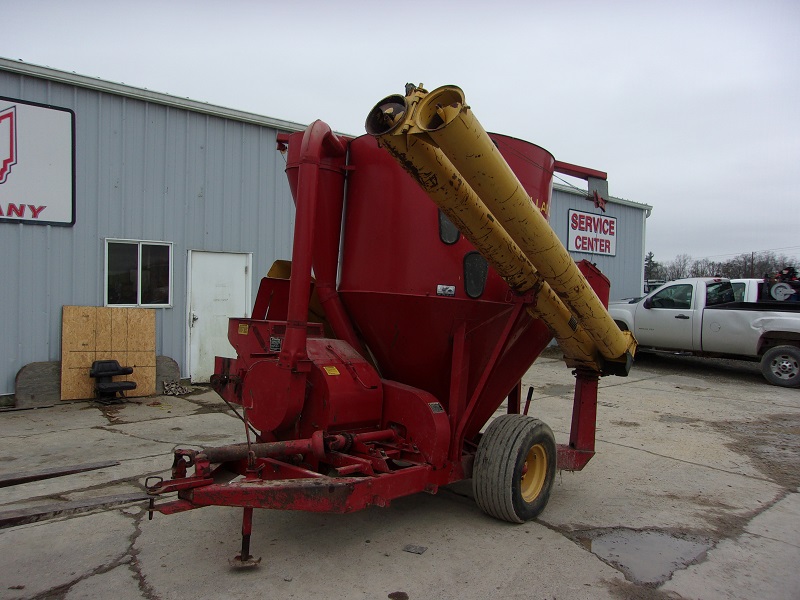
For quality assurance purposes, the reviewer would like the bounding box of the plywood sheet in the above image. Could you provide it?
[61,306,96,354]
[62,351,96,369]
[128,351,156,368]
[61,367,95,400]
[128,310,155,352]
[129,366,156,396]
[111,308,128,351]
[60,306,156,401]
[95,308,112,351]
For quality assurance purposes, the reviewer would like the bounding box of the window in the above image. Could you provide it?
[106,240,172,306]
[731,282,745,302]
[438,210,460,245]
[649,284,693,309]
[706,281,735,306]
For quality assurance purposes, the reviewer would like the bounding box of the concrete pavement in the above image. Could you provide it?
[0,351,798,599]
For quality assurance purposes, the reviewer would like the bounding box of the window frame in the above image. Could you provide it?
[648,283,694,310]
[104,238,174,308]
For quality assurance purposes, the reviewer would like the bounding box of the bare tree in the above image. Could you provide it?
[666,253,692,280]
[690,258,718,277]
[656,250,797,281]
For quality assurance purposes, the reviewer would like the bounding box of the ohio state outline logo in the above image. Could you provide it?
[0,105,17,184]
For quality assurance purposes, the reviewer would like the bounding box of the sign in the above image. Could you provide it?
[567,209,616,256]
[0,97,75,225]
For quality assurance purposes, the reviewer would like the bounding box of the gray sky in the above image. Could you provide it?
[2,0,798,265]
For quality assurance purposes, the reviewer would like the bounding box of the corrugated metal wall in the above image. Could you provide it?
[0,63,651,397]
[0,69,297,394]
[550,185,648,301]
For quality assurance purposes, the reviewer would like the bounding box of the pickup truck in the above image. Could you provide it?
[609,278,800,387]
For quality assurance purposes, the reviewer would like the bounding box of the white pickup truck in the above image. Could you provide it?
[609,277,800,387]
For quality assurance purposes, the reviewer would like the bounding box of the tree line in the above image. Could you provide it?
[644,250,798,282]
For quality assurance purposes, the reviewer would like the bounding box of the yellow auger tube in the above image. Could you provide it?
[414,86,635,363]
[366,93,601,369]
[377,133,601,369]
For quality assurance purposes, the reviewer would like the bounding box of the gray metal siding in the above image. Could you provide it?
[550,186,646,301]
[0,61,651,396]
[0,69,296,395]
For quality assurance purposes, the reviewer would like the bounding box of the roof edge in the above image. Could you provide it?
[0,56,308,132]
[552,182,652,212]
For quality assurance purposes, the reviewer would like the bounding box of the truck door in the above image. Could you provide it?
[633,283,696,350]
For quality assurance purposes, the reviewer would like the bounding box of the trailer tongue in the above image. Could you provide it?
[147,84,636,566]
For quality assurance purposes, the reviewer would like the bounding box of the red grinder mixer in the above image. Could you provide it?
[146,84,637,566]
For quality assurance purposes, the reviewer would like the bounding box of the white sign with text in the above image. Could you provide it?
[567,209,617,256]
[0,98,75,225]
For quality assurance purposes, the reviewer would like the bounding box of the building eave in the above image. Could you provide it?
[553,182,652,214]
[0,56,308,133]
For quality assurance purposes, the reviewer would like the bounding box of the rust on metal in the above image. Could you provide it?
[0,460,120,488]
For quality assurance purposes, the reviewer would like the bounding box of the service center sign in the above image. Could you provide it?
[567,209,617,256]
[0,97,75,225]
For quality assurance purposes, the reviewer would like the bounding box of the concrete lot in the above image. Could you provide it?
[0,351,798,600]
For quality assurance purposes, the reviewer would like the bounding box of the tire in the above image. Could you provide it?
[473,415,557,523]
[760,345,800,388]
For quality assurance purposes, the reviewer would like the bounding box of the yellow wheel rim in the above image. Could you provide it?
[521,443,547,503]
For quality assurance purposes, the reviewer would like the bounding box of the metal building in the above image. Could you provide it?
[0,58,651,397]
[550,184,651,300]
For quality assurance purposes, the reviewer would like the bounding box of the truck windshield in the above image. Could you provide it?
[706,281,735,306]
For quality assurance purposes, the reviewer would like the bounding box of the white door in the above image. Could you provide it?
[188,251,252,383]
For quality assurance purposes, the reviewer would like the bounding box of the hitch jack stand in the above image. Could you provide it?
[230,506,261,568]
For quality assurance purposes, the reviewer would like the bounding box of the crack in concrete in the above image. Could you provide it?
[585,437,777,484]
[92,423,237,448]
[20,507,160,600]
[128,509,162,600]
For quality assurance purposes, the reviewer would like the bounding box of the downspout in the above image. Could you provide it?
[278,120,348,370]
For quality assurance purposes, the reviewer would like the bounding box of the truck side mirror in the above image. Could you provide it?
[643,297,652,309]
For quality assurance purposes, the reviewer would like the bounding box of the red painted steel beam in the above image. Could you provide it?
[558,370,599,471]
[552,160,607,182]
[180,466,436,513]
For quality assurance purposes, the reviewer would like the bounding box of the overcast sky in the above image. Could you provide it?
[2,1,798,265]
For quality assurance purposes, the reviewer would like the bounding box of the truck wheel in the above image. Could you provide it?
[473,415,556,523]
[760,345,800,388]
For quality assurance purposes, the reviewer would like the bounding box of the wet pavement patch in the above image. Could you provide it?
[537,383,574,396]
[711,412,800,489]
[572,528,712,585]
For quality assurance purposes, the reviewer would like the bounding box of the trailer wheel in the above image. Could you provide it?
[760,345,800,388]
[473,415,556,523]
